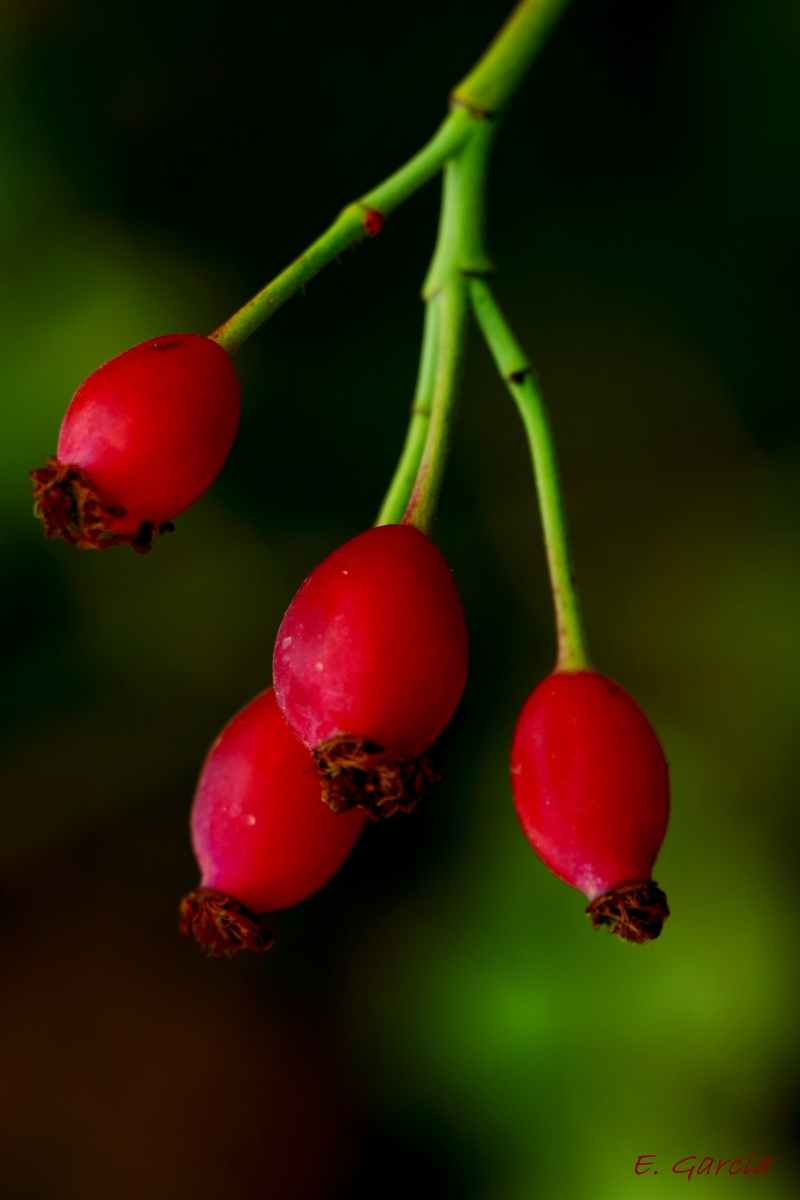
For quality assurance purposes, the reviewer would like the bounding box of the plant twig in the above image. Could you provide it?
[401,120,496,534]
[401,277,469,534]
[469,278,589,671]
[210,110,474,355]
[452,0,571,116]
[375,298,441,527]
[210,0,571,357]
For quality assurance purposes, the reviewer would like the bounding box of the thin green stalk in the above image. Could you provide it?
[401,120,496,533]
[402,278,469,534]
[209,0,571,356]
[375,297,441,526]
[469,278,589,672]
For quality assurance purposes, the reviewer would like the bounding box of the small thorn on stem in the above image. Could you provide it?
[586,879,669,944]
[313,735,440,820]
[179,887,273,956]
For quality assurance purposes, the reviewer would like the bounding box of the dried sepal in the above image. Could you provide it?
[31,457,174,553]
[179,887,273,957]
[313,734,441,820]
[586,879,669,944]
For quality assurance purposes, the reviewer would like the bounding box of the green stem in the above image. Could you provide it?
[452,0,571,115]
[209,0,571,356]
[210,109,474,355]
[375,298,441,526]
[401,120,496,534]
[469,278,589,672]
[401,278,469,534]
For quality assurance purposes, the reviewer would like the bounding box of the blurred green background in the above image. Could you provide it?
[0,0,797,1194]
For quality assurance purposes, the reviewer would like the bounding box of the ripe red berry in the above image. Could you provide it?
[273,523,468,818]
[181,688,366,956]
[511,670,670,943]
[31,333,240,552]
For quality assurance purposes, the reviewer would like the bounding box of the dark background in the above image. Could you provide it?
[0,0,797,1195]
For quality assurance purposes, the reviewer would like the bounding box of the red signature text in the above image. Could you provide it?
[635,1153,771,1179]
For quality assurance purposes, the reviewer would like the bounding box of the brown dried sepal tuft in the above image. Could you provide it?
[312,735,441,820]
[586,879,669,944]
[30,456,174,553]
[179,887,273,957]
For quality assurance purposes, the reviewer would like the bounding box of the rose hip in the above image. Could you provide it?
[31,333,240,552]
[181,688,366,956]
[511,670,670,943]
[273,523,468,818]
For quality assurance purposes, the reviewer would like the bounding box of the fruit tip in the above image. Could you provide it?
[179,887,273,956]
[586,879,669,944]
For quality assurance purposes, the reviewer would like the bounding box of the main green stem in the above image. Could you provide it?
[469,280,589,672]
[209,0,570,356]
[451,0,570,114]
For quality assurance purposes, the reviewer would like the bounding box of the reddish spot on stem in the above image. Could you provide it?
[363,209,384,237]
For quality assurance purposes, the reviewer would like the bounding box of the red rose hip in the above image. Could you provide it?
[511,670,670,943]
[273,523,468,818]
[181,688,366,956]
[31,333,240,552]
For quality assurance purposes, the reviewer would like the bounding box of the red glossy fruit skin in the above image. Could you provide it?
[191,689,366,914]
[273,524,468,756]
[57,333,240,532]
[511,671,669,900]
